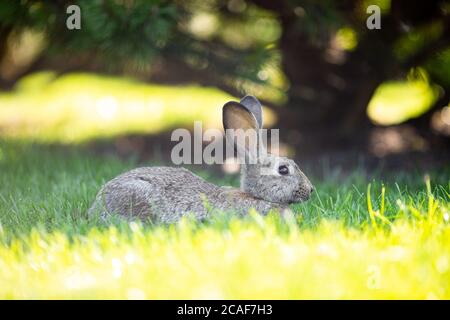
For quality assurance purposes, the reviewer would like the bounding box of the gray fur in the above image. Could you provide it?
[89,96,313,223]
[240,95,263,128]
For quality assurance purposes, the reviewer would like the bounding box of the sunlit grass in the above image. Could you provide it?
[0,72,279,143]
[367,80,438,125]
[0,212,449,299]
[0,72,447,298]
[1,71,439,146]
[0,141,449,299]
[0,72,238,143]
[0,197,449,299]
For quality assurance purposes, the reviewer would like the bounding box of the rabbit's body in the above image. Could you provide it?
[89,96,313,223]
[89,166,281,223]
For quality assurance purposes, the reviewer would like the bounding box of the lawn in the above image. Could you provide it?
[0,71,436,142]
[0,141,449,299]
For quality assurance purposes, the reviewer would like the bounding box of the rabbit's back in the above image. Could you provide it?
[89,167,222,222]
[89,95,312,223]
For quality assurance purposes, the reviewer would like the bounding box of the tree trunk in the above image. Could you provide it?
[276,22,393,149]
[0,25,13,88]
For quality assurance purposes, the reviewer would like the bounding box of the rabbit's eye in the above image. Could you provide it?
[278,165,289,175]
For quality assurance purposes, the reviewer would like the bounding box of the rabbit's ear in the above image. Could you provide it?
[240,95,263,128]
[223,101,261,163]
[223,101,258,132]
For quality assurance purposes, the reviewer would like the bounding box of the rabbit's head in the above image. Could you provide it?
[223,96,314,204]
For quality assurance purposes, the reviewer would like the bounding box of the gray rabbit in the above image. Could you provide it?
[88,96,313,223]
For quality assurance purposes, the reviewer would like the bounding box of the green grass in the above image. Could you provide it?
[0,72,275,143]
[0,71,438,143]
[0,141,449,299]
[367,79,438,125]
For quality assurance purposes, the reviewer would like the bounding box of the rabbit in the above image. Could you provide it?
[88,95,314,223]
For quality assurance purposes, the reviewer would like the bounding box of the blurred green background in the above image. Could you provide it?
[0,0,449,299]
[0,0,449,169]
